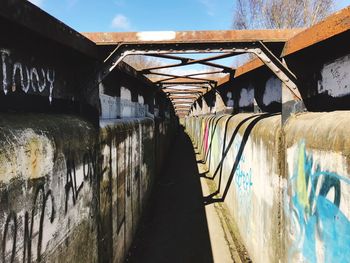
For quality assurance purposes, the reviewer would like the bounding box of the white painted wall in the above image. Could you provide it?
[318,54,350,98]
[263,76,282,106]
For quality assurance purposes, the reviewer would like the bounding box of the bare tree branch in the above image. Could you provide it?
[232,0,334,29]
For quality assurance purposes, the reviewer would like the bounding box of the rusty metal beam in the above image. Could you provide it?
[176,108,190,110]
[174,109,191,112]
[282,6,350,57]
[161,81,212,85]
[170,96,199,100]
[174,105,191,108]
[87,31,301,101]
[83,29,302,44]
[172,100,195,104]
[164,89,205,93]
[147,71,224,83]
[144,53,233,72]
[255,41,301,99]
[167,93,202,97]
[142,53,237,73]
[162,84,210,89]
[156,76,216,84]
[173,104,193,107]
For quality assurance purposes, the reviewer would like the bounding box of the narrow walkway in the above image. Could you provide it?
[126,130,243,263]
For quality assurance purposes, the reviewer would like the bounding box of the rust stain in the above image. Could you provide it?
[282,6,350,56]
[234,58,264,78]
[26,138,42,179]
[215,58,264,87]
[82,29,302,45]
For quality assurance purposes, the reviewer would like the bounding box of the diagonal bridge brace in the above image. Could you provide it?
[92,40,302,102]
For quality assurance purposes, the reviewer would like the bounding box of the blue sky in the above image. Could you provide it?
[27,0,350,73]
[28,0,233,32]
[29,0,350,33]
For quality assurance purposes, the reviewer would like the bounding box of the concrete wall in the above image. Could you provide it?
[0,6,179,262]
[185,13,350,262]
[185,111,350,263]
[0,114,175,263]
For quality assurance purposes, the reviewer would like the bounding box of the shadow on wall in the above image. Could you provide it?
[199,115,227,169]
[126,129,214,263]
[201,113,278,205]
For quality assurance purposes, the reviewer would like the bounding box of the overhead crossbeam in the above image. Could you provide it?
[162,83,211,89]
[174,103,192,106]
[156,76,216,84]
[170,96,199,100]
[164,89,205,93]
[146,71,224,84]
[144,53,233,72]
[141,53,238,73]
[103,45,298,99]
[90,31,303,111]
[172,100,195,104]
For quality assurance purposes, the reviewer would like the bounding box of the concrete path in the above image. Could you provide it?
[126,130,245,263]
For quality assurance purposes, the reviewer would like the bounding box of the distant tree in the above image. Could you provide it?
[123,55,161,71]
[232,0,334,29]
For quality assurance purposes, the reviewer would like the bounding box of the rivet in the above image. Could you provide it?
[275,69,280,73]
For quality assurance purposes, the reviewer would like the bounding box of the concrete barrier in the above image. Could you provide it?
[0,114,175,263]
[185,111,350,263]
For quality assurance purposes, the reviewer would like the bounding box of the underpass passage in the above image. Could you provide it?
[2,2,350,263]
[126,129,246,263]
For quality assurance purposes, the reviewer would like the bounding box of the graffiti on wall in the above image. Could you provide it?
[2,185,55,263]
[288,142,350,263]
[233,138,252,193]
[203,121,209,154]
[1,148,97,263]
[1,49,55,102]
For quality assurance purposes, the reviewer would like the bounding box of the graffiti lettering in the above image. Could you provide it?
[0,49,55,102]
[233,140,252,192]
[65,149,97,214]
[2,185,55,263]
[2,211,17,263]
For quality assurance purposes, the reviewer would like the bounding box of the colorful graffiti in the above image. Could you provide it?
[288,142,350,263]
[234,139,252,193]
[203,121,209,154]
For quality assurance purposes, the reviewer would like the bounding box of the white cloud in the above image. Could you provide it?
[28,0,44,7]
[199,0,216,16]
[111,14,131,30]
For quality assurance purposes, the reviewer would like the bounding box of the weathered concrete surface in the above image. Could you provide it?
[186,113,282,263]
[0,113,98,263]
[0,114,176,263]
[284,111,350,263]
[126,130,247,263]
[185,110,350,263]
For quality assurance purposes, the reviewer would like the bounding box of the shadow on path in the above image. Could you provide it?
[126,129,214,263]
